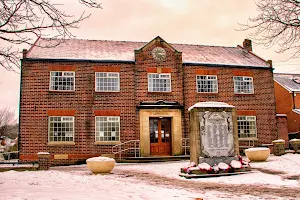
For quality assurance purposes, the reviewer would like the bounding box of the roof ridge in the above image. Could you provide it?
[39,37,238,48]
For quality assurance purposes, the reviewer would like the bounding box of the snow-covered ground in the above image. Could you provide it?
[116,153,300,188]
[1,154,300,200]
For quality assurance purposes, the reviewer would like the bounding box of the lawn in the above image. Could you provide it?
[1,154,300,200]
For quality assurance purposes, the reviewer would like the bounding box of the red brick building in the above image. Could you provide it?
[19,36,278,165]
[274,73,300,142]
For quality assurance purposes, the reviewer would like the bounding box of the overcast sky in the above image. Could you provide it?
[1,0,300,116]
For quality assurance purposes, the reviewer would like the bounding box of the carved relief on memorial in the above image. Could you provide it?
[199,111,234,157]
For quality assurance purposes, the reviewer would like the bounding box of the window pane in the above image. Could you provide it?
[95,72,120,92]
[197,75,218,93]
[95,116,120,141]
[148,73,171,92]
[237,116,257,138]
[50,71,75,91]
[48,116,74,142]
[233,76,254,94]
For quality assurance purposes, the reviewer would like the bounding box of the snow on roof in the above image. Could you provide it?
[276,114,287,117]
[293,109,300,115]
[188,102,235,111]
[274,73,300,92]
[272,139,285,143]
[26,38,269,67]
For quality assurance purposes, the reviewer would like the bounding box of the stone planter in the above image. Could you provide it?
[272,139,285,156]
[289,139,300,152]
[245,147,270,162]
[86,157,115,174]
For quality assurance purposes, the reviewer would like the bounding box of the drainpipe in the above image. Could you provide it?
[292,91,296,109]
[18,49,26,161]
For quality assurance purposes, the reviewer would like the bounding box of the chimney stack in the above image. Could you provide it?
[267,60,273,67]
[243,39,252,52]
[22,49,28,59]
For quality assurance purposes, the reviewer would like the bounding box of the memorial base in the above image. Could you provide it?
[180,165,251,178]
[179,170,253,179]
[199,156,239,166]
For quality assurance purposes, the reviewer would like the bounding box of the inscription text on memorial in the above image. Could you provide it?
[200,111,234,157]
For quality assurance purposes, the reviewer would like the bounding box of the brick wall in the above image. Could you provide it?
[134,39,185,143]
[274,81,300,132]
[20,61,136,164]
[276,115,289,148]
[183,66,277,146]
[20,38,278,165]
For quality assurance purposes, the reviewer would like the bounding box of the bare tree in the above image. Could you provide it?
[0,0,102,72]
[0,107,17,137]
[240,0,300,58]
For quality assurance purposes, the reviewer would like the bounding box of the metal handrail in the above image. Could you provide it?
[239,140,255,148]
[112,140,140,160]
[180,138,190,155]
[0,151,19,161]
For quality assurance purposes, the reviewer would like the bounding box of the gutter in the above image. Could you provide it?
[23,58,270,69]
[183,62,270,69]
[23,58,135,64]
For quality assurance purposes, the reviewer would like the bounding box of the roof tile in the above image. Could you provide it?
[274,73,300,91]
[26,38,269,67]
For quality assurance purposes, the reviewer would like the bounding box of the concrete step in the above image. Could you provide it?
[116,155,190,163]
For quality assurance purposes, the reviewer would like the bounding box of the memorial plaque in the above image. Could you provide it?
[199,111,234,157]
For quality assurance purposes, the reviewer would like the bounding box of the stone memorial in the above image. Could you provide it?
[180,102,251,177]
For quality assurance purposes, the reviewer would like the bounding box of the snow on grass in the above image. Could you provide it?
[1,170,206,200]
[0,153,299,200]
[116,154,300,188]
[249,153,300,177]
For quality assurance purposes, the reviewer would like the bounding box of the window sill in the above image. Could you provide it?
[94,141,121,145]
[94,91,120,94]
[148,92,172,94]
[234,93,254,95]
[47,142,75,146]
[49,90,75,93]
[238,138,258,141]
[197,92,218,95]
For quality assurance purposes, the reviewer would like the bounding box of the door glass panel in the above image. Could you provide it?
[150,118,158,143]
[161,118,171,143]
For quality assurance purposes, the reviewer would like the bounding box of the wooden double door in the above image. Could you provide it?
[149,118,172,156]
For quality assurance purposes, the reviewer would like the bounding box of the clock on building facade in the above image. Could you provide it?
[152,47,166,62]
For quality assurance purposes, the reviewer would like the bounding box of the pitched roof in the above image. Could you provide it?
[274,73,300,92]
[26,37,269,67]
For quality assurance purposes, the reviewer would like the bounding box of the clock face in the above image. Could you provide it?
[152,47,166,62]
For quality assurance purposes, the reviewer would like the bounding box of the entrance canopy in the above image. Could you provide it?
[137,100,183,109]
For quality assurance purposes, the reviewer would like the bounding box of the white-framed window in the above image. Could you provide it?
[95,72,120,92]
[233,76,254,94]
[50,71,75,91]
[148,73,171,92]
[48,116,74,142]
[196,75,218,93]
[237,116,257,139]
[95,116,120,141]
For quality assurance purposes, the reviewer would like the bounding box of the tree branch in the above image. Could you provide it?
[239,0,300,59]
[0,0,102,71]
